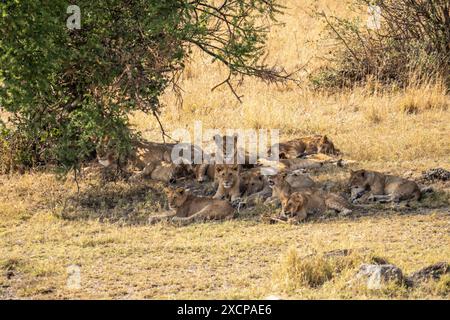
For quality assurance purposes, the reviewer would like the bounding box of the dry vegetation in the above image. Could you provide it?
[1,0,449,299]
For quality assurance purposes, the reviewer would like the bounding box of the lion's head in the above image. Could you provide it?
[241,171,265,195]
[215,164,239,189]
[317,135,340,156]
[96,136,116,167]
[349,169,370,200]
[165,187,189,210]
[267,171,288,188]
[281,192,306,218]
[191,163,210,183]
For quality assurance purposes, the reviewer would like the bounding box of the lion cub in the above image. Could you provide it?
[97,138,174,169]
[240,168,267,196]
[281,191,352,223]
[269,135,340,159]
[148,187,234,225]
[267,170,317,201]
[190,162,216,183]
[213,164,241,201]
[97,138,178,181]
[349,169,421,203]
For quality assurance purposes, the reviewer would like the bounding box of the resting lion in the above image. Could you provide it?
[97,138,174,168]
[190,162,216,183]
[148,187,234,225]
[281,191,352,223]
[97,138,202,182]
[240,168,267,196]
[147,161,190,183]
[213,164,241,201]
[267,170,317,202]
[269,135,341,159]
[349,169,421,203]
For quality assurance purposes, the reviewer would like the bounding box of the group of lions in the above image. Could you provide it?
[97,134,424,226]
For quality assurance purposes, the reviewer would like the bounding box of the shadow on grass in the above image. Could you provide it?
[55,166,449,226]
[57,180,168,225]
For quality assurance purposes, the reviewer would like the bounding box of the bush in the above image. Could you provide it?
[312,0,450,88]
[0,1,288,173]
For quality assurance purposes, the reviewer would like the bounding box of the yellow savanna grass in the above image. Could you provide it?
[128,0,449,168]
[1,0,449,300]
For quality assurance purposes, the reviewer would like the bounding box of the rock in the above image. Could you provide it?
[355,264,404,289]
[408,262,449,284]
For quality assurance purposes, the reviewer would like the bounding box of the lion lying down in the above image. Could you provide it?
[268,135,341,159]
[349,169,421,203]
[268,170,352,223]
[148,187,235,226]
[280,191,352,223]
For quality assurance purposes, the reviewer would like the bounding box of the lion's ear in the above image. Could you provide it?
[176,188,185,194]
[322,135,328,142]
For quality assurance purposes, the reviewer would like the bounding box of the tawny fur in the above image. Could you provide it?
[148,187,234,226]
[349,169,421,203]
[281,190,352,223]
[213,164,241,201]
[268,135,340,159]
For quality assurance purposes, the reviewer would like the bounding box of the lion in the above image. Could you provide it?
[148,187,234,226]
[190,161,216,183]
[281,190,352,223]
[349,169,421,203]
[148,161,190,183]
[267,170,317,202]
[97,137,202,182]
[97,138,174,169]
[213,164,241,201]
[240,168,267,196]
[191,163,215,183]
[269,135,341,159]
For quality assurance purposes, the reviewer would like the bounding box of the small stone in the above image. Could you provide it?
[355,264,403,290]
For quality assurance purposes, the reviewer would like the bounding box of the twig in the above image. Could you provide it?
[152,110,177,144]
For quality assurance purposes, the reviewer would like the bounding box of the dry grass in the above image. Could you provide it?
[126,1,449,165]
[397,80,449,115]
[0,168,449,299]
[1,0,449,299]
[272,245,450,299]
